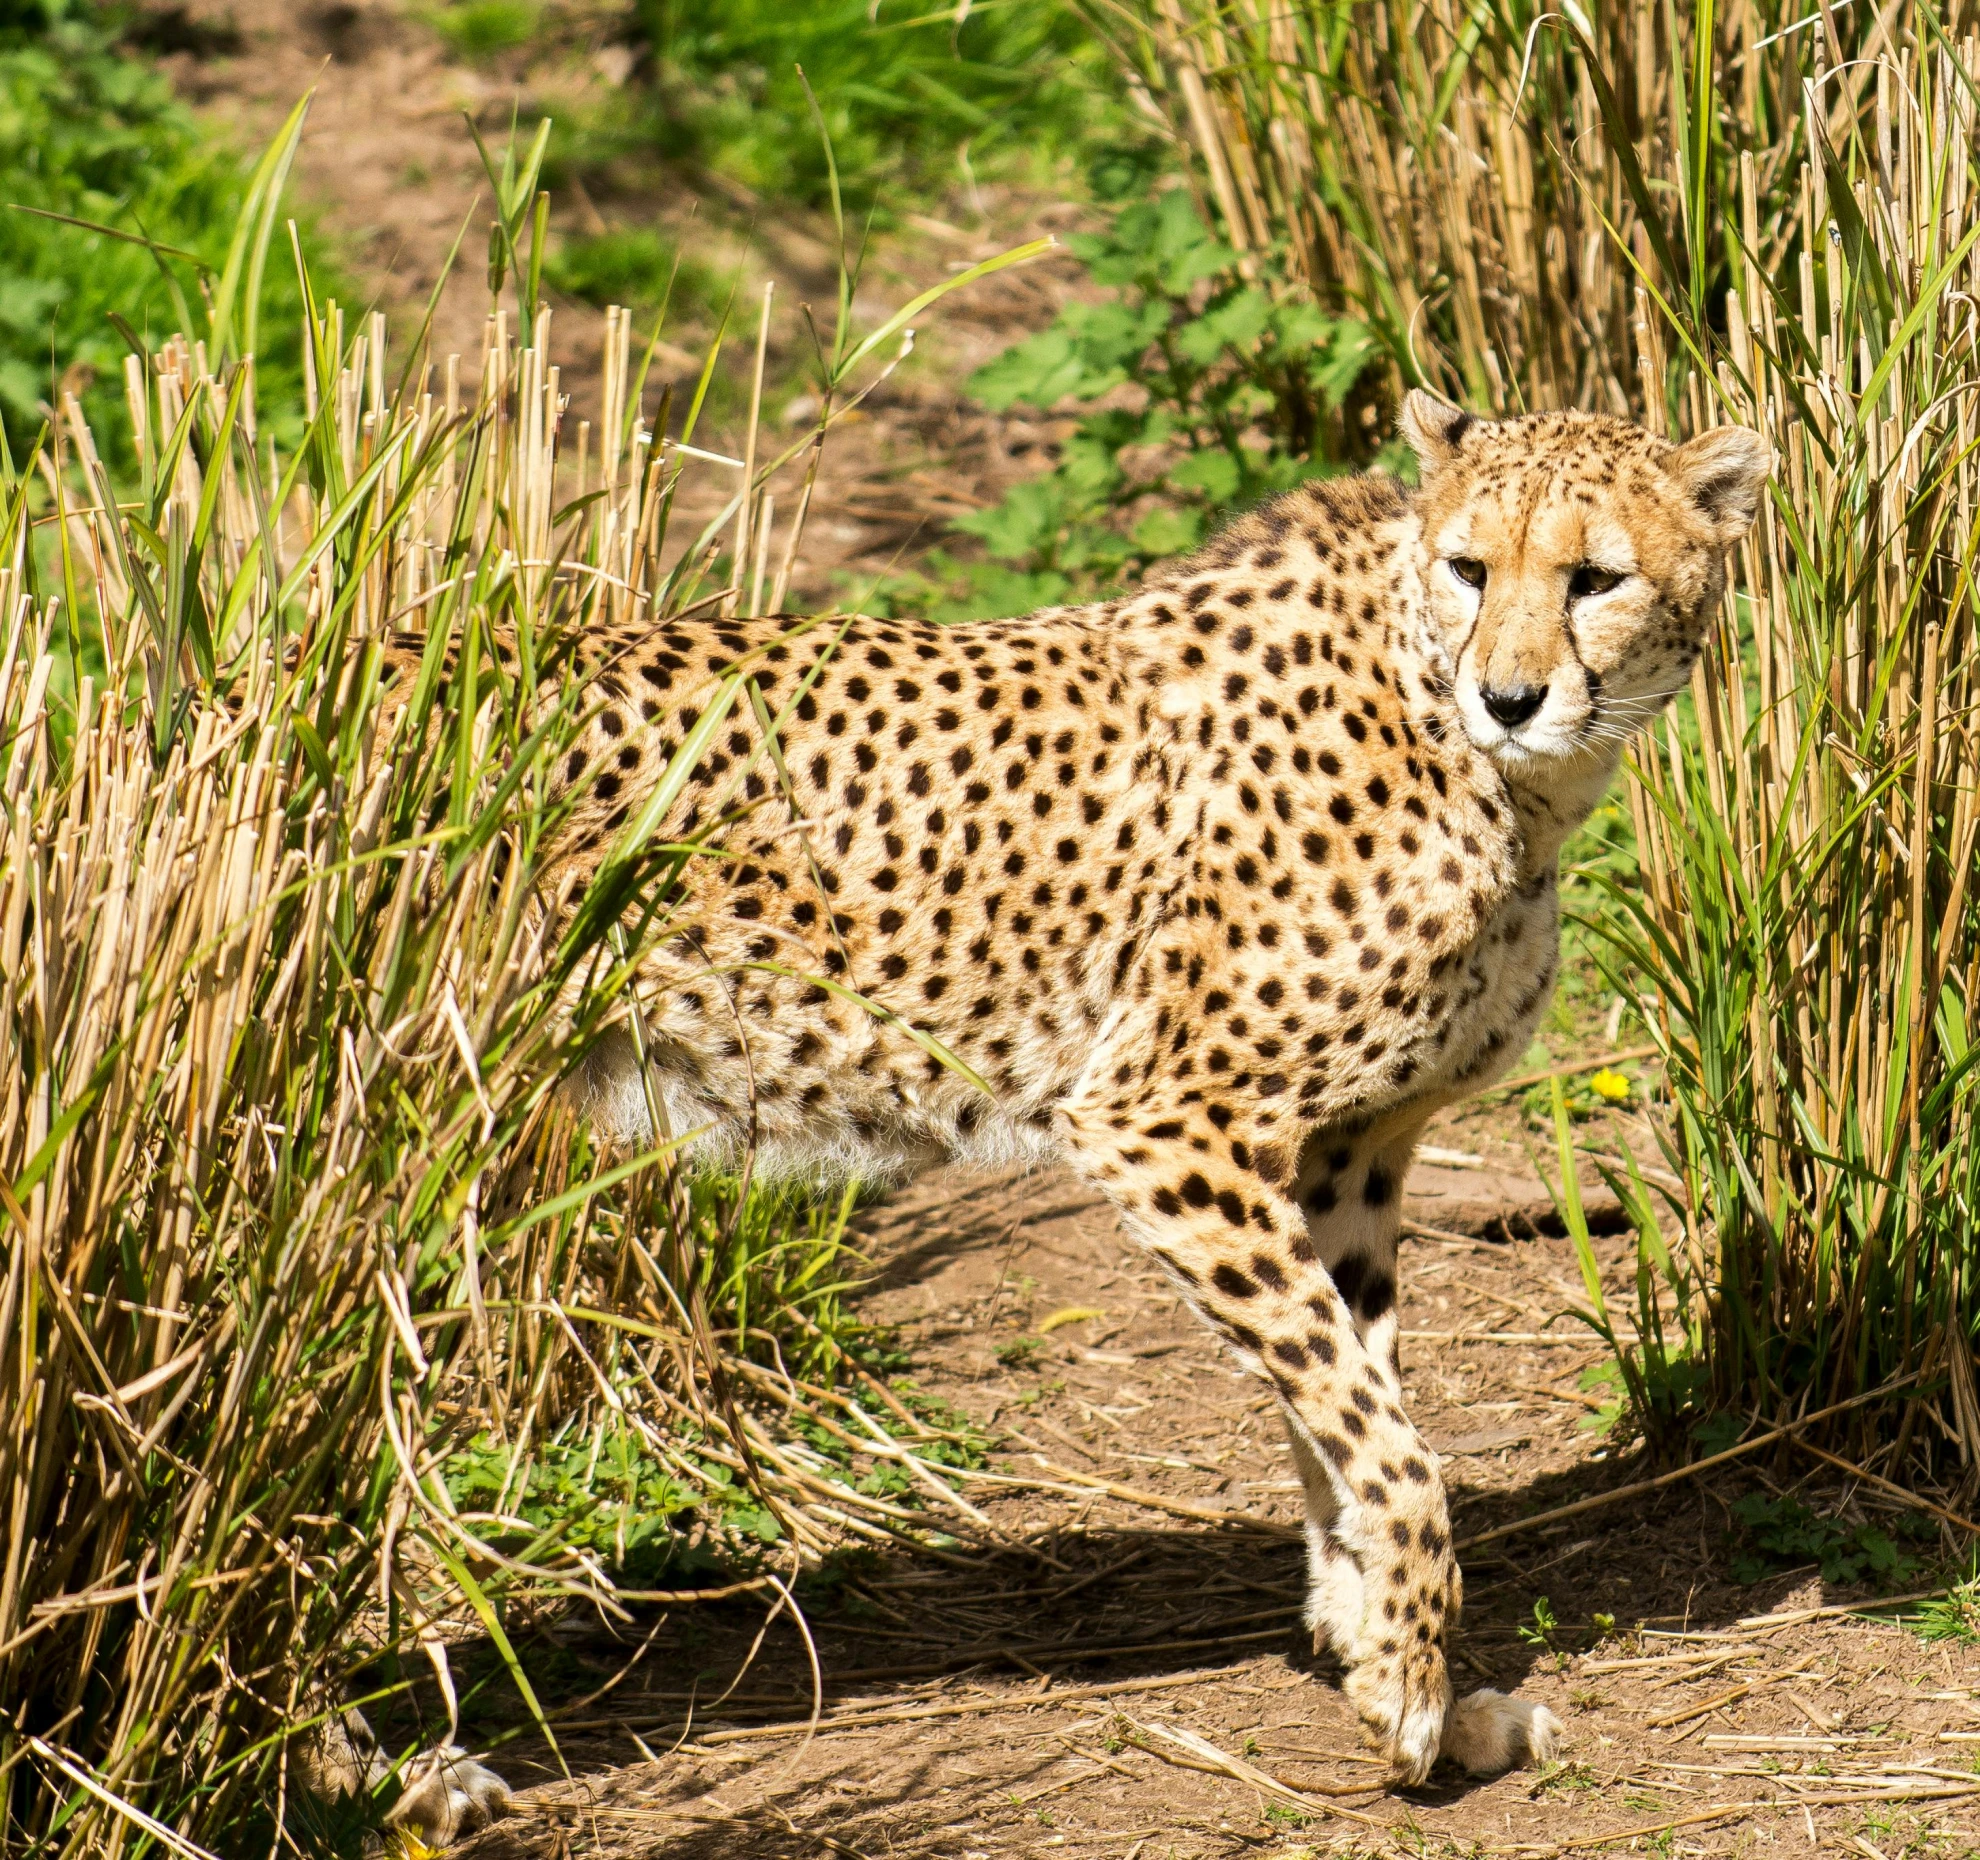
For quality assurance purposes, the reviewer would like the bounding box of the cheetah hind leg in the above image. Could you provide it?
[1286,1419,1560,1779]
[299,1706,514,1845]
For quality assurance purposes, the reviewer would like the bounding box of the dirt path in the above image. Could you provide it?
[163,0,1094,610]
[442,1099,1980,1860]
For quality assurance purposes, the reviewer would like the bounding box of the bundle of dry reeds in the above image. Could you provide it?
[1104,0,1980,1505]
[0,133,1042,1851]
[1089,0,1906,422]
[1621,28,1980,1492]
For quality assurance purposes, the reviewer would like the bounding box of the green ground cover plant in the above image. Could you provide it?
[0,0,326,458]
[1727,1493,1936,1588]
[877,178,1383,622]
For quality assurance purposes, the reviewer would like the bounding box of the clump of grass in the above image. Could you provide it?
[425,0,541,60]
[0,105,1051,1854]
[1614,24,1980,1489]
[1114,1,1980,1506]
[545,225,718,320]
[1,302,652,1851]
[1909,1570,1980,1642]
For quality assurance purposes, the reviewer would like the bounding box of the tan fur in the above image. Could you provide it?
[386,400,1768,1790]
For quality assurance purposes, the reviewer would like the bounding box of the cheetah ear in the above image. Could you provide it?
[1671,425,1773,542]
[1399,390,1481,476]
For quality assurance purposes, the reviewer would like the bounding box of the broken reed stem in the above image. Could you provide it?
[1115,1717,1386,1827]
[1456,1380,1919,1552]
[730,281,775,618]
[1785,1435,1980,1537]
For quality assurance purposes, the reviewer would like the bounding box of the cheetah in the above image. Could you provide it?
[406,395,1772,1798]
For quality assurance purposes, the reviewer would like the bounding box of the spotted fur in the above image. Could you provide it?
[396,397,1770,1785]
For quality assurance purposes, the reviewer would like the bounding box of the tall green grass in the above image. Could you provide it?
[1108,0,1980,1509]
[0,109,1048,1854]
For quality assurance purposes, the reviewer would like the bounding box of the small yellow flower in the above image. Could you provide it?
[1589,1068,1631,1103]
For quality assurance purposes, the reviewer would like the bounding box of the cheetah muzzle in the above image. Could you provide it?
[388,395,1770,1806]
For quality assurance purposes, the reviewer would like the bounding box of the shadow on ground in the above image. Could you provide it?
[431,1452,1850,1860]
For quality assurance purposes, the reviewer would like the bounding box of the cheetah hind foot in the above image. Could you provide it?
[384,1746,514,1847]
[1440,1687,1562,1775]
[300,1708,513,1848]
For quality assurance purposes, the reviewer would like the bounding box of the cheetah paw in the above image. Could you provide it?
[384,1746,513,1847]
[1388,1697,1447,1787]
[1440,1687,1562,1774]
[1345,1661,1449,1787]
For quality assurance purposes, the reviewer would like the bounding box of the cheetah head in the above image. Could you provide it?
[1401,393,1772,774]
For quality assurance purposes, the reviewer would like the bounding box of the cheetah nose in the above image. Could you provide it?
[1480,683,1548,729]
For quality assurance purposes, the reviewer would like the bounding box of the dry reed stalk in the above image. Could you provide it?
[0,151,1049,1849]
[1108,1,1980,1491]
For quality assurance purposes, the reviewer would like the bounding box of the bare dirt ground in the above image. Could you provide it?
[149,10,1980,1851]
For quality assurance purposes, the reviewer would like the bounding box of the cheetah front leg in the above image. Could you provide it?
[1064,1101,1463,1785]
[1289,1122,1561,1779]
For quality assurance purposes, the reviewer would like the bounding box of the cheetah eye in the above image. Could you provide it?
[1568,564,1626,600]
[1447,557,1487,590]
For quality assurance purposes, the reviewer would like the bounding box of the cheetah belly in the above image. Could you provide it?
[568,1017,1076,1185]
